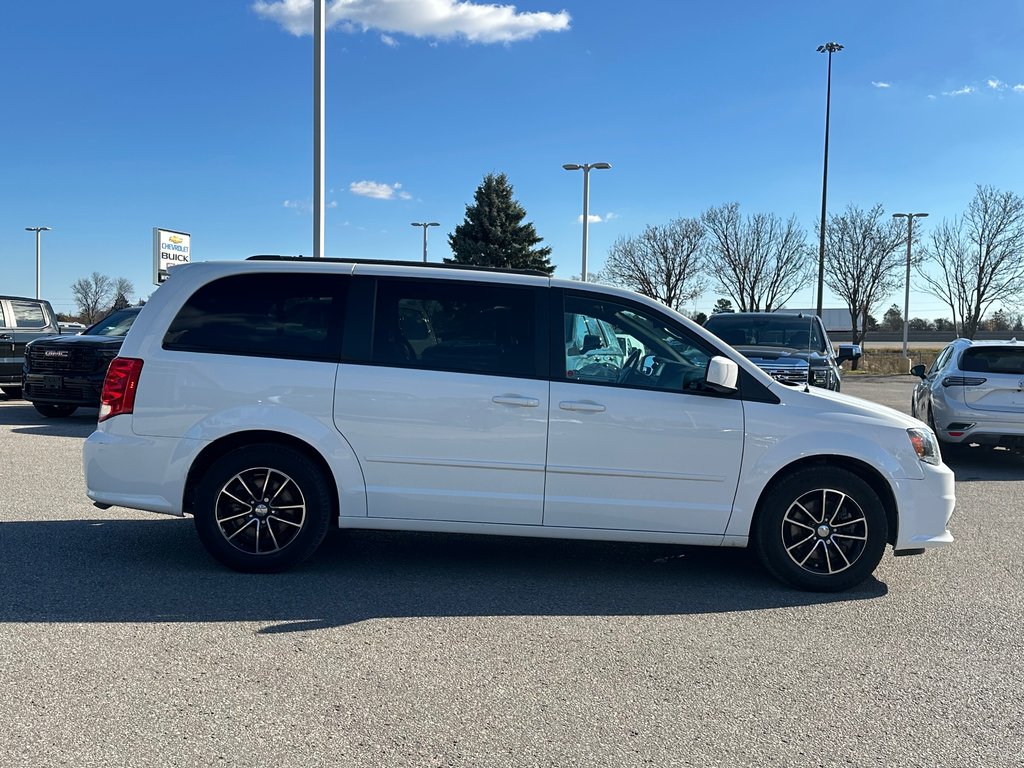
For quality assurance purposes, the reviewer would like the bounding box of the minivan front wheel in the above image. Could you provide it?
[753,467,887,592]
[193,444,332,573]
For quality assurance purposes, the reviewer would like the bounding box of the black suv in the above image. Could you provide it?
[703,312,860,391]
[23,307,141,417]
[0,295,63,399]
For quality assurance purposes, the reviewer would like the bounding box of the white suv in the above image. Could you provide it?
[84,257,955,591]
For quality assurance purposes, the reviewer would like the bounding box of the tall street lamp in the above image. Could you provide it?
[411,222,439,262]
[563,162,611,281]
[25,226,52,299]
[815,41,843,318]
[892,212,929,360]
[313,0,326,258]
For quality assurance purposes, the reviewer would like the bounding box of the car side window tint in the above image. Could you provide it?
[562,294,713,393]
[370,279,538,378]
[0,303,7,328]
[10,300,47,328]
[162,273,347,362]
[929,346,953,375]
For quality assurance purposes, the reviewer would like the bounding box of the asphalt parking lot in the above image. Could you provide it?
[1,378,1022,768]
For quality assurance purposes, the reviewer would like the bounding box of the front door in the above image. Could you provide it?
[0,302,16,385]
[544,291,744,535]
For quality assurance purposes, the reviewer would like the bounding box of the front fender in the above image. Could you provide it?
[726,402,922,538]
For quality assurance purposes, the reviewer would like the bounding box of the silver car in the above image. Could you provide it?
[911,338,1024,450]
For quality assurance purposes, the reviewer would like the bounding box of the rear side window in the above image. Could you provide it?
[10,300,48,328]
[960,347,1024,375]
[0,304,6,328]
[370,279,541,378]
[163,273,347,362]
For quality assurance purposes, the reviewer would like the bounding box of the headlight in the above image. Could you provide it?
[810,368,832,384]
[907,428,941,465]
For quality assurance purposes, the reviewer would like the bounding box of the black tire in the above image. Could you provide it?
[753,467,888,592]
[1,386,22,399]
[33,402,78,418]
[193,444,332,573]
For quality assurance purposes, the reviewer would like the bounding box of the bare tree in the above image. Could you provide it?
[71,272,113,324]
[822,203,908,352]
[917,185,1024,339]
[602,217,707,311]
[70,273,135,322]
[113,277,135,303]
[701,203,812,311]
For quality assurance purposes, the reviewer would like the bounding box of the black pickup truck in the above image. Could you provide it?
[0,295,63,399]
[703,311,861,391]
[23,307,140,417]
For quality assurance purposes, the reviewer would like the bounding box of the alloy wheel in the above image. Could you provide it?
[214,467,306,555]
[780,488,868,575]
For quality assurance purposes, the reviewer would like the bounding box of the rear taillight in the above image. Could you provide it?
[98,357,144,423]
[941,376,986,387]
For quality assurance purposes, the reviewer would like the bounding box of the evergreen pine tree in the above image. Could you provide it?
[447,173,554,274]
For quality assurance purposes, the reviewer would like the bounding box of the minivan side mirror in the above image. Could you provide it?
[836,344,862,364]
[705,356,739,393]
[910,364,927,379]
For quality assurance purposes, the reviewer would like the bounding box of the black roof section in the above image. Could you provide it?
[246,255,550,278]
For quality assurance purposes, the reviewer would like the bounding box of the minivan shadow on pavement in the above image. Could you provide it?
[0,518,886,632]
[0,401,96,437]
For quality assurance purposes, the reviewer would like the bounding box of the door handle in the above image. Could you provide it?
[0,334,11,340]
[559,400,606,413]
[491,395,540,408]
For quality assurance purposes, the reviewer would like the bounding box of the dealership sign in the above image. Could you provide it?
[153,228,191,284]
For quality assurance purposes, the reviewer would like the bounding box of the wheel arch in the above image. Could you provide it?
[750,455,898,546]
[183,430,340,524]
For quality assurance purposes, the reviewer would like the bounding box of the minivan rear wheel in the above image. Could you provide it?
[193,444,332,573]
[753,467,887,592]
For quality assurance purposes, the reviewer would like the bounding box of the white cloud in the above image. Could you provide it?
[349,180,411,200]
[1014,84,1024,93]
[987,78,1004,90]
[252,0,571,43]
[284,199,338,211]
[871,81,891,89]
[577,213,615,224]
[942,86,976,97]
[381,33,398,46]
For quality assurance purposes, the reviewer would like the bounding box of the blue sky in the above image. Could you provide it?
[2,0,1023,319]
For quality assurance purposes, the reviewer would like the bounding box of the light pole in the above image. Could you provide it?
[411,222,439,262]
[563,162,611,281]
[313,0,325,258]
[25,226,52,299]
[891,212,928,361]
[815,41,843,318]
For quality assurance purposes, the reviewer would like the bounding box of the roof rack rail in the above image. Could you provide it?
[245,255,550,278]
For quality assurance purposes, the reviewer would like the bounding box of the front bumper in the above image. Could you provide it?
[891,460,955,552]
[24,372,104,406]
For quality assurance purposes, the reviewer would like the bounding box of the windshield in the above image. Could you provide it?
[84,308,140,337]
[704,314,824,352]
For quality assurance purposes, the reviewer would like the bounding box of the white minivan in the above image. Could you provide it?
[84,258,954,591]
